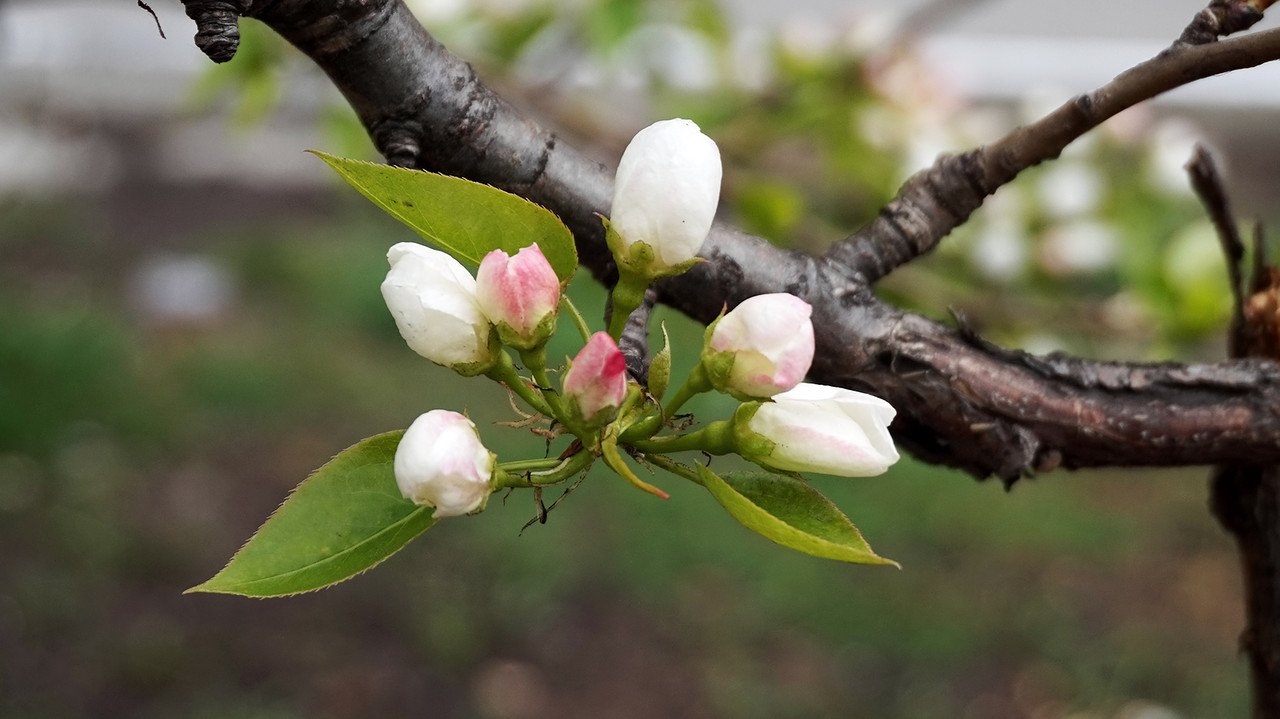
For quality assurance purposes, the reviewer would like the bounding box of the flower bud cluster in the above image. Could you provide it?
[381,117,900,521]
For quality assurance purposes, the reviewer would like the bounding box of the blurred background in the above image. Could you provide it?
[1,0,1274,716]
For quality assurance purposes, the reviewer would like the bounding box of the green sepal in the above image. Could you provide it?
[696,464,897,566]
[729,401,776,458]
[492,310,558,352]
[648,321,672,401]
[602,216,703,280]
[186,431,438,598]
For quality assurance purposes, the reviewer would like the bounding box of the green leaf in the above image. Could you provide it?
[311,151,577,282]
[697,465,897,566]
[187,431,436,597]
[648,321,672,401]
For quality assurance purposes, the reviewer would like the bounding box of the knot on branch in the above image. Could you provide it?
[369,114,427,168]
[1176,0,1266,47]
[182,0,246,63]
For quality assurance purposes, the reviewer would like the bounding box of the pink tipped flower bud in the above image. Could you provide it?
[610,118,722,271]
[394,410,496,517]
[475,243,561,349]
[736,383,899,477]
[703,293,815,399]
[381,242,496,374]
[562,332,628,427]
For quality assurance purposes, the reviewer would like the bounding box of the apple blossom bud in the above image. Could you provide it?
[395,410,496,517]
[702,293,815,399]
[562,332,628,427]
[381,242,497,375]
[609,118,722,272]
[475,243,560,349]
[735,382,899,477]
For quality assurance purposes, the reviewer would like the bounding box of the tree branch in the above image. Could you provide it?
[826,17,1280,283]
[179,0,1280,481]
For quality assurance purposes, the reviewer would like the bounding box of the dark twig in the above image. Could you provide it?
[1187,144,1247,351]
[137,1,166,39]
[827,22,1280,284]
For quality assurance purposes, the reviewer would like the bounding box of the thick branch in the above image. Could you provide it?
[180,0,1280,481]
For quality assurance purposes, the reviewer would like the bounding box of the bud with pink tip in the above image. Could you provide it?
[562,332,628,428]
[475,243,561,350]
[734,383,899,477]
[381,242,497,375]
[394,410,496,517]
[702,293,815,399]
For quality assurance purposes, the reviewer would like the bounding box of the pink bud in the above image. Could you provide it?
[704,293,815,398]
[475,243,561,349]
[562,332,628,425]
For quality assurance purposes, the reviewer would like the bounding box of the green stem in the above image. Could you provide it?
[519,346,567,421]
[493,450,595,488]
[561,293,593,343]
[485,351,552,417]
[619,364,712,443]
[630,420,737,456]
[607,271,650,341]
[498,457,568,474]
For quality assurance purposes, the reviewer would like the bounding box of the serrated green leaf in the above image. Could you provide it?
[648,321,672,401]
[697,465,897,566]
[311,151,577,282]
[187,431,436,597]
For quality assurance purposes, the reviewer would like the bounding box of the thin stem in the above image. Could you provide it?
[561,293,593,343]
[486,350,552,417]
[493,450,594,488]
[630,420,736,456]
[608,272,650,341]
[518,346,567,420]
[498,457,568,474]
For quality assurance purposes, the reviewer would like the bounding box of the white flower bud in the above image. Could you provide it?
[610,118,722,271]
[739,383,899,477]
[395,410,495,518]
[381,242,496,373]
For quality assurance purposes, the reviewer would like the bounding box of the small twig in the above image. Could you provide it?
[137,1,166,39]
[1187,143,1248,350]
